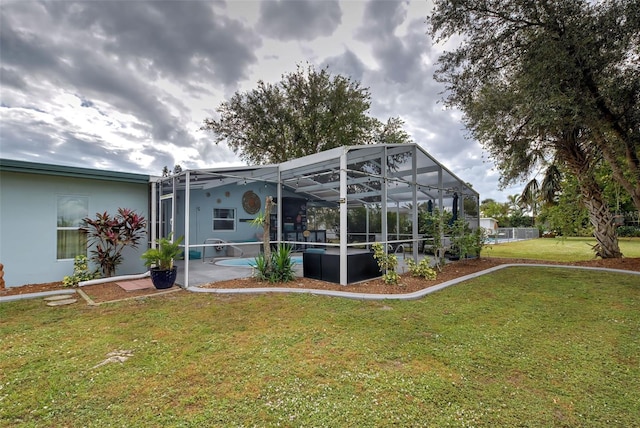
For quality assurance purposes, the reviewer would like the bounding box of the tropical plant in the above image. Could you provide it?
[249,196,274,274]
[62,255,100,287]
[82,208,147,277]
[251,253,271,282]
[140,235,184,270]
[519,165,563,227]
[270,245,296,283]
[479,199,509,226]
[371,242,400,285]
[251,245,296,284]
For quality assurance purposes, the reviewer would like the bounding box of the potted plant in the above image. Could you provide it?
[141,234,184,289]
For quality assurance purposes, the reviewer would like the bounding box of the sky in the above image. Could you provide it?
[0,0,525,202]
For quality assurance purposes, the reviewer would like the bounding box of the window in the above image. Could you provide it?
[213,208,235,231]
[57,196,88,259]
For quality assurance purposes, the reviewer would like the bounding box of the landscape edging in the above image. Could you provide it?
[187,263,640,301]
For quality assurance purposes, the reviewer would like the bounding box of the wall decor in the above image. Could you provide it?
[242,190,261,214]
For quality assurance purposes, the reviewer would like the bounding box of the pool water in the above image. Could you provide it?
[216,256,303,267]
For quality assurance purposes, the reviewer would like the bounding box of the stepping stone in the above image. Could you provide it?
[46,298,77,306]
[44,295,75,301]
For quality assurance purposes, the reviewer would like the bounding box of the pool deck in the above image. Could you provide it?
[173,252,437,288]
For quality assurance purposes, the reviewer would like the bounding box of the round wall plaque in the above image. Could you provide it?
[242,190,261,214]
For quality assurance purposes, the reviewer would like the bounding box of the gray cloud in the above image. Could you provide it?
[321,49,367,82]
[357,0,409,40]
[0,0,513,202]
[0,67,26,90]
[0,113,142,172]
[258,0,342,41]
[41,1,261,86]
[0,0,263,172]
[352,8,496,196]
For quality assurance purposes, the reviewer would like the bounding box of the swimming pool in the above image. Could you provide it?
[215,256,303,267]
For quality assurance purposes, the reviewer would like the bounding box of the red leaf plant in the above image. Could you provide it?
[82,208,147,277]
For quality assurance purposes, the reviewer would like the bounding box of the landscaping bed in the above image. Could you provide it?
[3,256,639,303]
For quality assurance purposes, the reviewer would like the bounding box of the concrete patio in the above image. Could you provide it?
[173,252,439,288]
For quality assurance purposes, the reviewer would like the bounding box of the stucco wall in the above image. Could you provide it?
[170,182,303,252]
[0,171,149,287]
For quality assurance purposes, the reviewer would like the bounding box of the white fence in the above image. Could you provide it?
[488,227,539,243]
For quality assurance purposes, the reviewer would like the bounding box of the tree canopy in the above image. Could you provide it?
[429,0,639,204]
[428,0,638,257]
[202,64,412,165]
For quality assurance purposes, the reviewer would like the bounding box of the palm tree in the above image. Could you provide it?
[507,194,522,215]
[518,180,539,226]
[519,164,563,226]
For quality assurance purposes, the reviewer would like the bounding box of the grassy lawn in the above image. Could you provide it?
[484,237,640,262]
[1,266,639,426]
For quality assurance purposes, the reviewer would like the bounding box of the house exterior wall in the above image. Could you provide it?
[480,218,499,233]
[170,182,301,252]
[0,169,149,287]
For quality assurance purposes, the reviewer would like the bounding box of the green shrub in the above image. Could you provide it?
[617,226,640,237]
[62,255,100,287]
[251,245,296,283]
[406,258,437,280]
[372,243,400,285]
[270,245,296,283]
[450,219,486,259]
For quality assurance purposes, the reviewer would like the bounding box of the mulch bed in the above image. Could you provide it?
[2,257,639,304]
[0,280,182,304]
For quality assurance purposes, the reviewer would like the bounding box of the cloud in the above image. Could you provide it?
[257,0,342,41]
[0,0,515,202]
[0,66,27,90]
[0,0,260,173]
[357,0,409,40]
[42,1,261,87]
[321,49,367,82]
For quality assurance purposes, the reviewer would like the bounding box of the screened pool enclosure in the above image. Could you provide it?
[150,144,479,286]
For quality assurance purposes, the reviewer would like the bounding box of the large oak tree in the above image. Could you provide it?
[428,0,639,257]
[202,64,411,165]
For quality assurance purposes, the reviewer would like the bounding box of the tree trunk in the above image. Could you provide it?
[263,196,273,265]
[580,179,623,258]
[599,137,640,212]
[559,136,622,258]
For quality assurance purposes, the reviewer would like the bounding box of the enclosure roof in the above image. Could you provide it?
[167,144,477,205]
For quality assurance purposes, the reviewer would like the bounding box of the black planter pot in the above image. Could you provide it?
[150,267,177,289]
